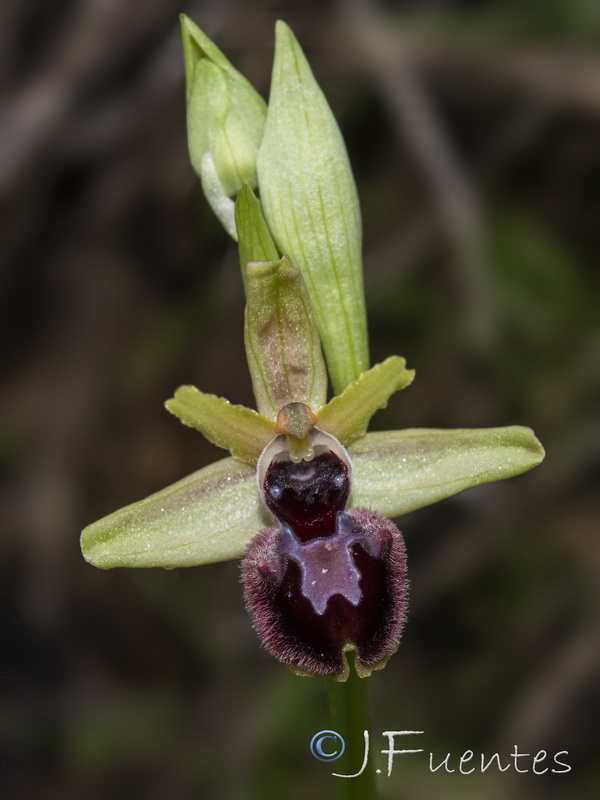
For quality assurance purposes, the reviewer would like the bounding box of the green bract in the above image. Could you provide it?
[257,22,368,394]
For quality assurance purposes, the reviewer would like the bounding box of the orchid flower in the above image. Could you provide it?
[81,19,544,682]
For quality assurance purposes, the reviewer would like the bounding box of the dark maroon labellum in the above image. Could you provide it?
[242,445,408,681]
[262,451,349,540]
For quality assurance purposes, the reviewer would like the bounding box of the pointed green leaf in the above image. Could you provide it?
[244,255,328,419]
[165,387,274,464]
[316,357,415,446]
[235,186,280,279]
[349,427,545,517]
[257,21,368,394]
[82,457,269,569]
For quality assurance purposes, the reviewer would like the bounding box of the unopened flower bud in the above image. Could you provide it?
[181,15,266,237]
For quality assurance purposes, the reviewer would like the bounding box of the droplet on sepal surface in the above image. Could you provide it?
[243,443,408,680]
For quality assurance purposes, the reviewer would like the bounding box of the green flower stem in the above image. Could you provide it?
[328,658,377,800]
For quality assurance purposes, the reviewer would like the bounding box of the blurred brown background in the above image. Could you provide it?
[1,0,598,798]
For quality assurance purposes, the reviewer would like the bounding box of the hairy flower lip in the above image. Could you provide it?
[243,419,409,682]
[242,508,408,682]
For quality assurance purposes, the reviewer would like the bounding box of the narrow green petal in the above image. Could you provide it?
[316,356,415,446]
[257,21,368,394]
[349,427,545,517]
[243,255,328,420]
[165,387,274,464]
[82,457,269,569]
[235,185,280,280]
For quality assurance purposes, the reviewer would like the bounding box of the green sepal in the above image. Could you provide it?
[81,457,267,569]
[349,426,545,518]
[316,356,414,446]
[165,387,274,464]
[235,185,280,280]
[81,426,544,570]
[257,21,369,394]
[243,255,328,420]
